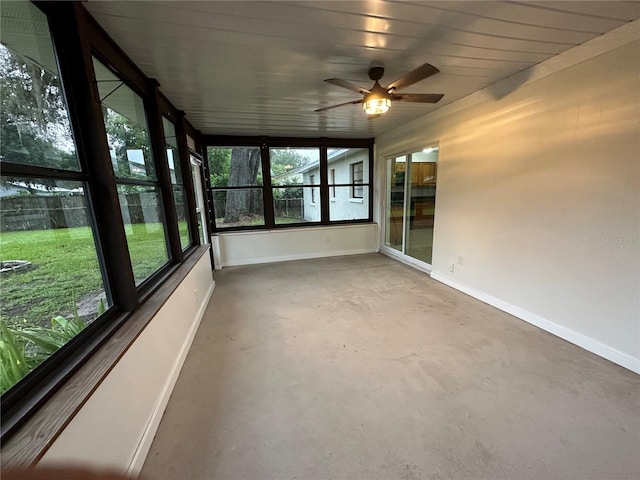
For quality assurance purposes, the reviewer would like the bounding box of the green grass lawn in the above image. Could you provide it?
[0,222,178,327]
[1,226,105,326]
[125,222,170,285]
[0,222,188,394]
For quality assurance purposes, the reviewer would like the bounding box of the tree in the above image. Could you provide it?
[269,149,308,181]
[224,148,261,223]
[208,148,231,187]
[0,45,76,172]
[103,107,153,180]
[206,147,313,224]
[270,150,307,202]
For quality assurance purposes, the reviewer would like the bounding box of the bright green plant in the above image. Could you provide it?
[0,308,87,394]
[17,314,86,358]
[0,318,36,394]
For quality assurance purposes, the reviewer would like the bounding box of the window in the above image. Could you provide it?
[1,2,204,442]
[94,57,169,285]
[384,147,438,264]
[163,117,191,250]
[351,161,364,199]
[270,147,320,224]
[328,148,370,221]
[207,146,264,228]
[0,2,109,394]
[190,154,208,245]
[205,138,373,230]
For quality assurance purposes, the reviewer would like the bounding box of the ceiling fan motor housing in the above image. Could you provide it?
[365,81,393,102]
[368,66,385,82]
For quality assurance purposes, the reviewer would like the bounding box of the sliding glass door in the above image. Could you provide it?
[384,147,438,265]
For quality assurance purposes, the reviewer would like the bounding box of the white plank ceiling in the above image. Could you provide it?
[84,1,640,138]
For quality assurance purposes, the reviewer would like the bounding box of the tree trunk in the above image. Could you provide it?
[224,148,260,223]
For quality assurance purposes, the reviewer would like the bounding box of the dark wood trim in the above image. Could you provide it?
[210,185,271,191]
[78,5,150,98]
[205,135,374,148]
[176,111,199,247]
[0,163,87,181]
[205,137,374,232]
[0,0,140,441]
[157,92,176,120]
[183,118,198,141]
[260,141,275,227]
[205,135,263,146]
[319,142,330,224]
[1,0,211,445]
[201,147,216,232]
[147,79,183,262]
[45,1,138,311]
[0,246,211,467]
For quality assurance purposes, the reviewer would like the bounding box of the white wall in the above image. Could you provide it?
[376,24,640,373]
[212,223,378,267]
[40,250,215,476]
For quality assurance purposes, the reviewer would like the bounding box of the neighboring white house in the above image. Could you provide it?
[300,148,369,222]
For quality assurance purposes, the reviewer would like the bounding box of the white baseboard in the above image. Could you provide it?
[430,272,640,374]
[127,280,216,477]
[379,246,432,274]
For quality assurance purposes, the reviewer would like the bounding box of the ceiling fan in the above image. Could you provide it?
[316,63,444,115]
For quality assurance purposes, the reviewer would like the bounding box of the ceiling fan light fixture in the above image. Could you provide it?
[363,97,391,115]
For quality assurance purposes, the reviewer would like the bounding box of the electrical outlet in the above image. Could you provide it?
[449,263,455,273]
[458,256,464,265]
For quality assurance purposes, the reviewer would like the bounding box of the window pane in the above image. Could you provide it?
[207,147,262,187]
[116,185,169,284]
[93,58,156,181]
[385,156,407,252]
[327,148,369,187]
[0,2,80,171]
[329,186,370,221]
[351,162,364,198]
[0,177,108,394]
[213,188,264,228]
[405,149,438,264]
[190,157,208,245]
[163,117,183,184]
[163,118,191,249]
[270,148,319,186]
[173,186,190,250]
[273,186,319,224]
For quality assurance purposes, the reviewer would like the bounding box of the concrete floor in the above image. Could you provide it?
[141,253,640,480]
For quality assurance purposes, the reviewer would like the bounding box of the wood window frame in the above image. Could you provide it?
[0,1,208,461]
[204,136,374,231]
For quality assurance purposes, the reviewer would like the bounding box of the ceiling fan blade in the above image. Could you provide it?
[390,93,444,103]
[315,100,362,112]
[385,63,439,92]
[324,78,371,95]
